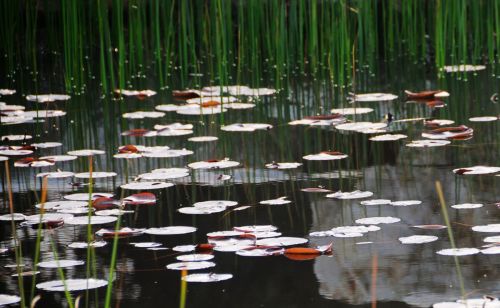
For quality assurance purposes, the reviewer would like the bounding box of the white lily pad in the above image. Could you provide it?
[452,166,500,175]
[68,241,107,249]
[406,140,451,147]
[166,261,216,271]
[255,237,308,247]
[302,152,348,161]
[36,279,108,291]
[355,216,401,225]
[370,134,407,141]
[259,197,291,205]
[144,226,197,235]
[182,273,232,282]
[330,107,374,115]
[221,123,272,132]
[390,200,422,206]
[351,93,398,102]
[0,294,21,305]
[399,235,438,244]
[469,116,498,122]
[120,182,174,190]
[188,159,240,169]
[188,136,218,142]
[436,248,480,256]
[451,203,483,209]
[74,172,117,179]
[37,260,84,268]
[64,193,114,201]
[327,190,373,200]
[176,254,214,262]
[472,224,500,233]
[65,216,117,225]
[360,199,392,206]
[233,225,278,233]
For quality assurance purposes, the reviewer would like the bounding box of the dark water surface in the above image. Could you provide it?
[1,63,499,308]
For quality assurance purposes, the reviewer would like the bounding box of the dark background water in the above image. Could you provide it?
[1,59,499,308]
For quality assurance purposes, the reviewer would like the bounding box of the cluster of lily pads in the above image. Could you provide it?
[1,79,499,307]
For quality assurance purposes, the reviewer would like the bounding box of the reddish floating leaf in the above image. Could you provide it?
[123,192,156,205]
[92,197,120,210]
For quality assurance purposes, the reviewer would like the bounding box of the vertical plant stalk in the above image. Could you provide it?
[103,189,125,308]
[435,181,466,301]
[371,252,378,308]
[5,160,26,308]
[30,176,49,301]
[179,269,188,308]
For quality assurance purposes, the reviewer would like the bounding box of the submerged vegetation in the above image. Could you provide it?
[0,1,500,308]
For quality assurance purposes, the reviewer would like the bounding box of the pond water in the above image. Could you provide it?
[0,62,499,308]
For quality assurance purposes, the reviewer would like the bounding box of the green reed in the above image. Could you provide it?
[3,1,500,95]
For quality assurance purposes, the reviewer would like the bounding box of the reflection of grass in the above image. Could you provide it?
[435,181,466,302]
[5,161,26,308]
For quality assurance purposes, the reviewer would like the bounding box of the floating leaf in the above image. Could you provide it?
[36,170,74,178]
[26,94,70,103]
[301,187,332,193]
[166,261,216,271]
[68,241,107,249]
[0,213,26,221]
[303,151,348,161]
[188,136,218,142]
[436,248,480,256]
[412,225,447,230]
[405,90,449,99]
[452,166,500,175]
[123,192,156,205]
[122,111,165,119]
[36,279,108,291]
[96,228,145,238]
[0,294,21,305]
[399,235,438,244]
[182,273,232,282]
[349,93,398,102]
[221,123,272,132]
[75,171,117,179]
[37,260,84,268]
[327,190,373,200]
[360,199,392,206]
[144,226,197,235]
[369,134,407,141]
[422,125,473,140]
[65,216,117,225]
[176,254,214,262]
[469,116,498,122]
[188,159,240,169]
[235,247,284,257]
[451,203,483,209]
[472,224,500,233]
[335,122,388,133]
[255,237,308,247]
[233,225,278,233]
[259,197,291,205]
[39,155,77,162]
[120,182,174,190]
[390,200,422,206]
[355,216,401,225]
[406,139,451,147]
[330,107,373,115]
[265,162,302,169]
[67,149,105,156]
